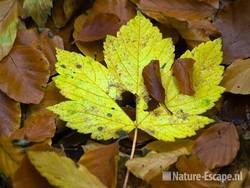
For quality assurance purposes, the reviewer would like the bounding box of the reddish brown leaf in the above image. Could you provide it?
[0,45,50,104]
[79,143,119,188]
[143,60,165,103]
[77,13,121,42]
[172,58,195,95]
[0,90,20,136]
[16,28,64,75]
[12,110,56,143]
[193,122,240,169]
[137,0,218,47]
[214,0,250,64]
[73,0,136,61]
[12,156,55,188]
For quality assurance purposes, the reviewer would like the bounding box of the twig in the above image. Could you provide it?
[123,128,138,188]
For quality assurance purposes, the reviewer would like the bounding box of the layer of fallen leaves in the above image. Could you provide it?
[0,0,249,188]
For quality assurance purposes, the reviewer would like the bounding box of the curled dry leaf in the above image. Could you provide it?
[16,28,64,75]
[0,0,19,61]
[143,60,165,103]
[214,0,250,65]
[172,58,195,96]
[28,151,107,188]
[23,0,53,27]
[176,155,206,174]
[12,110,56,143]
[193,122,240,169]
[221,59,250,95]
[0,90,20,136]
[12,156,55,188]
[0,137,24,177]
[0,45,50,104]
[126,148,189,182]
[79,143,119,188]
[137,0,218,47]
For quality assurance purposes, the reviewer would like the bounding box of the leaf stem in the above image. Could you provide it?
[123,128,138,188]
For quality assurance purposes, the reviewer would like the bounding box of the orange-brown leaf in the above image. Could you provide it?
[0,45,50,104]
[0,90,20,136]
[79,143,119,188]
[193,122,240,169]
[77,13,121,42]
[172,58,195,95]
[143,60,165,102]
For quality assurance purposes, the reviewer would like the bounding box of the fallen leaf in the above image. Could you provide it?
[176,155,206,174]
[79,143,119,188]
[214,0,250,64]
[221,59,250,95]
[0,137,24,177]
[16,28,64,75]
[23,0,53,26]
[50,14,223,141]
[144,139,194,153]
[137,0,218,47]
[0,90,20,136]
[172,58,195,95]
[12,156,55,188]
[193,122,240,169]
[0,45,50,104]
[28,151,108,188]
[52,0,86,28]
[77,13,121,42]
[143,60,165,103]
[12,110,56,142]
[73,0,136,61]
[29,81,66,113]
[126,148,189,182]
[0,0,19,61]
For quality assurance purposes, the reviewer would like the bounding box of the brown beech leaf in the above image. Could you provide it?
[12,110,56,142]
[79,143,119,188]
[214,0,250,65]
[0,90,20,136]
[144,139,194,153]
[73,0,135,61]
[137,0,218,47]
[193,122,240,169]
[16,28,64,75]
[172,58,195,95]
[77,13,121,42]
[29,81,66,113]
[221,59,250,95]
[12,156,55,188]
[0,45,50,104]
[176,155,206,174]
[143,60,165,103]
[126,148,189,182]
[0,137,24,177]
[52,0,86,29]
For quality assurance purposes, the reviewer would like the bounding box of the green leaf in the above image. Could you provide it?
[49,13,223,141]
[28,151,107,188]
[0,0,19,61]
[23,0,53,27]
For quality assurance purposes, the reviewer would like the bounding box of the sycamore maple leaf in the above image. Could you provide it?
[48,13,224,141]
